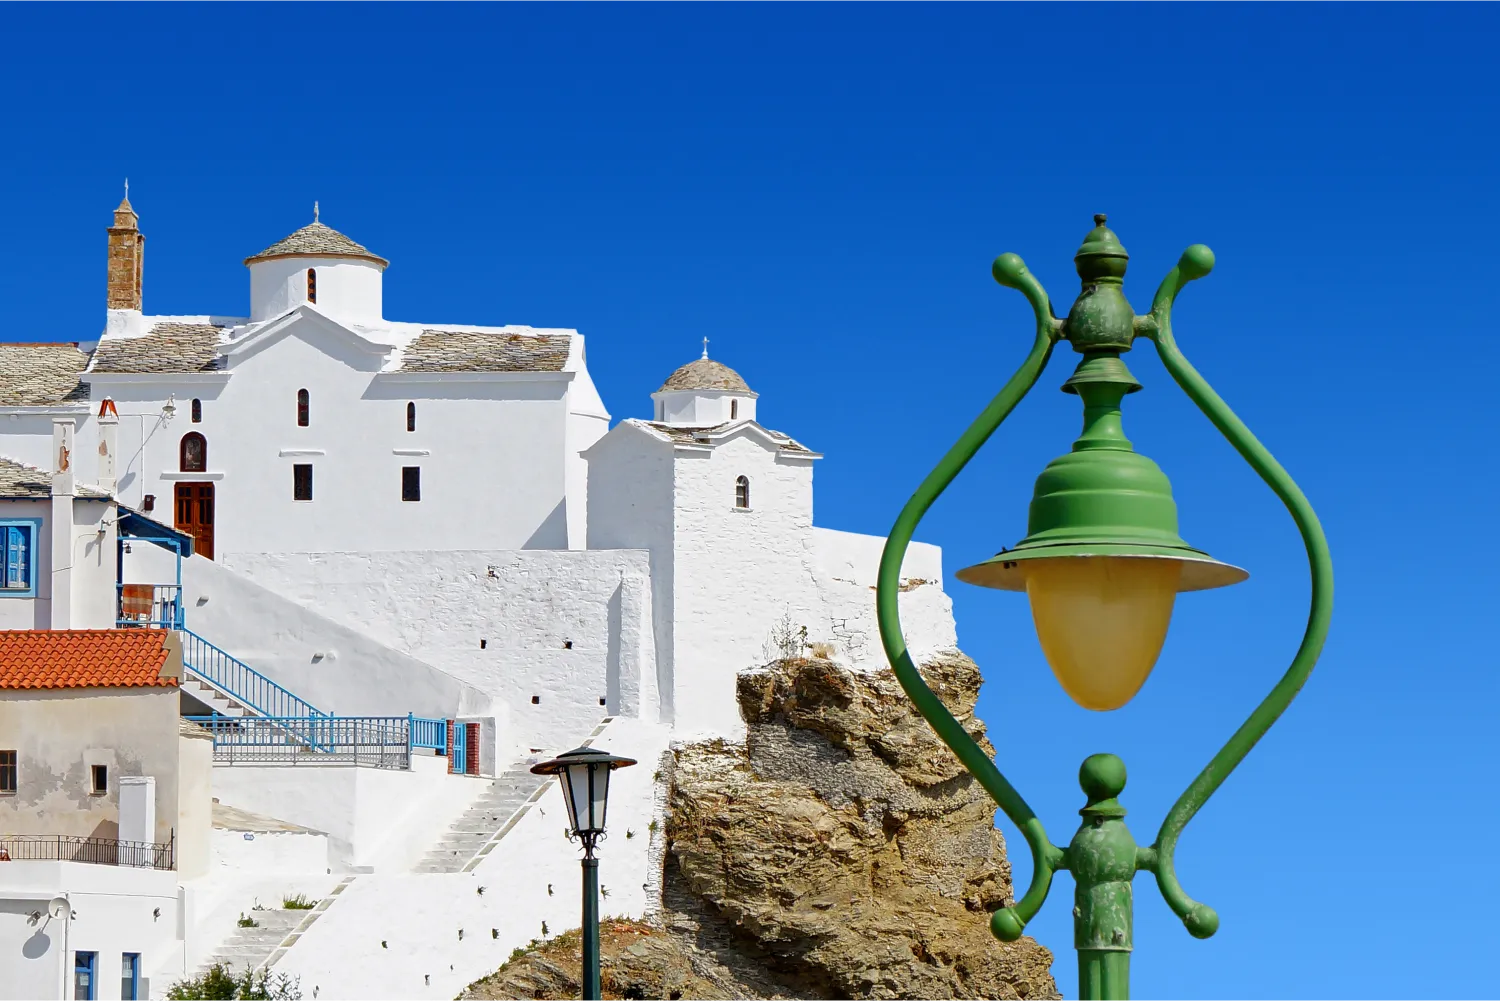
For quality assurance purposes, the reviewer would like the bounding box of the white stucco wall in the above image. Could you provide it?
[0,862,182,1001]
[209,828,331,876]
[652,389,757,426]
[210,755,485,872]
[176,553,494,721]
[0,498,117,631]
[176,730,213,881]
[220,550,657,756]
[249,258,383,325]
[0,687,180,845]
[271,718,672,1001]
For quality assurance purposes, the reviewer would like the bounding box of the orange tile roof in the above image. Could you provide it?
[0,630,178,690]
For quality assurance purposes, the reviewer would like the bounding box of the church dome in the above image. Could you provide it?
[244,220,389,269]
[657,357,753,394]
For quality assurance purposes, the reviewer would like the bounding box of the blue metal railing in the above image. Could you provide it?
[409,714,448,753]
[117,584,184,629]
[187,715,451,770]
[180,629,326,721]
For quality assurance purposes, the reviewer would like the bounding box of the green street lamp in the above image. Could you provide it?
[531,746,637,1001]
[876,216,1332,1000]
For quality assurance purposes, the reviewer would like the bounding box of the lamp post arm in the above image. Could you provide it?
[1142,245,1335,939]
[877,254,1066,942]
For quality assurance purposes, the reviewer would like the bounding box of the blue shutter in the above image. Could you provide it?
[4,526,32,589]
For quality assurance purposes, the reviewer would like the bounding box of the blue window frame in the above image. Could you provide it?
[74,951,96,1000]
[1,519,40,597]
[121,952,140,1000]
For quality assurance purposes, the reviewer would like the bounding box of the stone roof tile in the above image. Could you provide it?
[657,358,753,394]
[642,421,812,453]
[0,343,90,406]
[244,221,389,267]
[0,455,110,499]
[399,330,571,373]
[89,323,225,374]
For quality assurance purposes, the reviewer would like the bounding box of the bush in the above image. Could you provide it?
[235,914,258,928]
[282,893,316,910]
[166,963,301,1000]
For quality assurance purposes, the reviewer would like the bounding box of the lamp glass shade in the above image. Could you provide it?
[561,760,613,835]
[1024,556,1181,711]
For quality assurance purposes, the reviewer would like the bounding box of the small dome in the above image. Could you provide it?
[244,220,389,268]
[657,357,752,394]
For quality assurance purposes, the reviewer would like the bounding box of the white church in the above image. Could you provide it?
[0,193,957,1000]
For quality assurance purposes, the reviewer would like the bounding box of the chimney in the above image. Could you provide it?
[107,183,145,311]
[51,418,76,629]
[97,398,119,495]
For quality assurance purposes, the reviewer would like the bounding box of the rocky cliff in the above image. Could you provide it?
[463,653,1057,1000]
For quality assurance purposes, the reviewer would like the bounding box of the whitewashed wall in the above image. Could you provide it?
[272,718,672,1001]
[176,554,495,722]
[0,498,116,631]
[220,550,657,756]
[0,861,182,1001]
[249,258,383,324]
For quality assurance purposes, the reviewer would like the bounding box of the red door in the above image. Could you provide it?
[174,482,215,560]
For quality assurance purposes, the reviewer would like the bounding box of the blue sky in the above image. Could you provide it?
[4,4,1495,997]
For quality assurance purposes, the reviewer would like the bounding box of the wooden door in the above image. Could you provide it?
[174,482,215,560]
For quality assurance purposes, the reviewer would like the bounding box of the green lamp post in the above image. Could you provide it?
[876,216,1332,1000]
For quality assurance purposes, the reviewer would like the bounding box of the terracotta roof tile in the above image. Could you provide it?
[0,630,178,690]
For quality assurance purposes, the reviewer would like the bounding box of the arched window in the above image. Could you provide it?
[297,389,310,427]
[730,399,739,420]
[406,402,416,433]
[735,475,750,509]
[306,269,317,304]
[180,432,207,473]
[190,398,202,423]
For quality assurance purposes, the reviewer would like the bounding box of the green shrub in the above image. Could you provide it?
[281,893,316,910]
[166,963,301,999]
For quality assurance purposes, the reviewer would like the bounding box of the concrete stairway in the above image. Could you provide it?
[414,718,615,875]
[414,764,550,874]
[201,878,358,975]
[181,676,253,718]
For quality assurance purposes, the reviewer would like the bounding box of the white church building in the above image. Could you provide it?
[0,194,957,999]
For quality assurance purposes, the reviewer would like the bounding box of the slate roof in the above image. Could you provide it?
[0,343,90,406]
[89,323,225,374]
[245,221,389,267]
[0,629,177,690]
[398,330,571,373]
[0,455,111,499]
[657,357,754,394]
[642,421,813,454]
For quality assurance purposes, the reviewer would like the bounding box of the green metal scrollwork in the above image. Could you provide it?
[875,224,1333,999]
[1142,245,1335,938]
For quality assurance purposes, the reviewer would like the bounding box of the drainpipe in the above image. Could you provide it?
[50,419,76,630]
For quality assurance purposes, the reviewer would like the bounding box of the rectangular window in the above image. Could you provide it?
[122,953,140,1001]
[2,522,38,595]
[90,764,107,795]
[293,464,313,501]
[402,466,421,502]
[0,750,16,794]
[74,952,96,1000]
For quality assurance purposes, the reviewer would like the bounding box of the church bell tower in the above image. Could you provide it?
[107,183,144,310]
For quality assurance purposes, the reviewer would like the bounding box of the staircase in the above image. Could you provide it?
[200,877,358,975]
[180,629,326,720]
[414,718,615,874]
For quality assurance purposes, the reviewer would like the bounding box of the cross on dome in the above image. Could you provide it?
[702,336,709,360]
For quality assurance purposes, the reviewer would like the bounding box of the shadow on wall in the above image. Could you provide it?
[522,499,568,550]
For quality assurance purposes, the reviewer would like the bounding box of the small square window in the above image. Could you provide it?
[90,764,108,795]
[293,464,313,501]
[402,466,421,502]
[0,750,16,794]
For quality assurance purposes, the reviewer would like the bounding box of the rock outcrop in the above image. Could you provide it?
[463,653,1057,1000]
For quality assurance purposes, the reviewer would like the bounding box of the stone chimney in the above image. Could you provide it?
[107,183,145,310]
[51,418,76,629]
[97,398,119,495]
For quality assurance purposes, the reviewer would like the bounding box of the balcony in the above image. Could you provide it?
[116,583,183,629]
[0,833,175,871]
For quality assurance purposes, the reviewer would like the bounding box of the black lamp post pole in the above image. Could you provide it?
[581,836,601,1001]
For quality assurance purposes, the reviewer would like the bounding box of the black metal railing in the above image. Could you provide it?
[0,833,175,870]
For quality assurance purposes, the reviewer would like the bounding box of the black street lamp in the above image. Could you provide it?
[531,746,637,1001]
